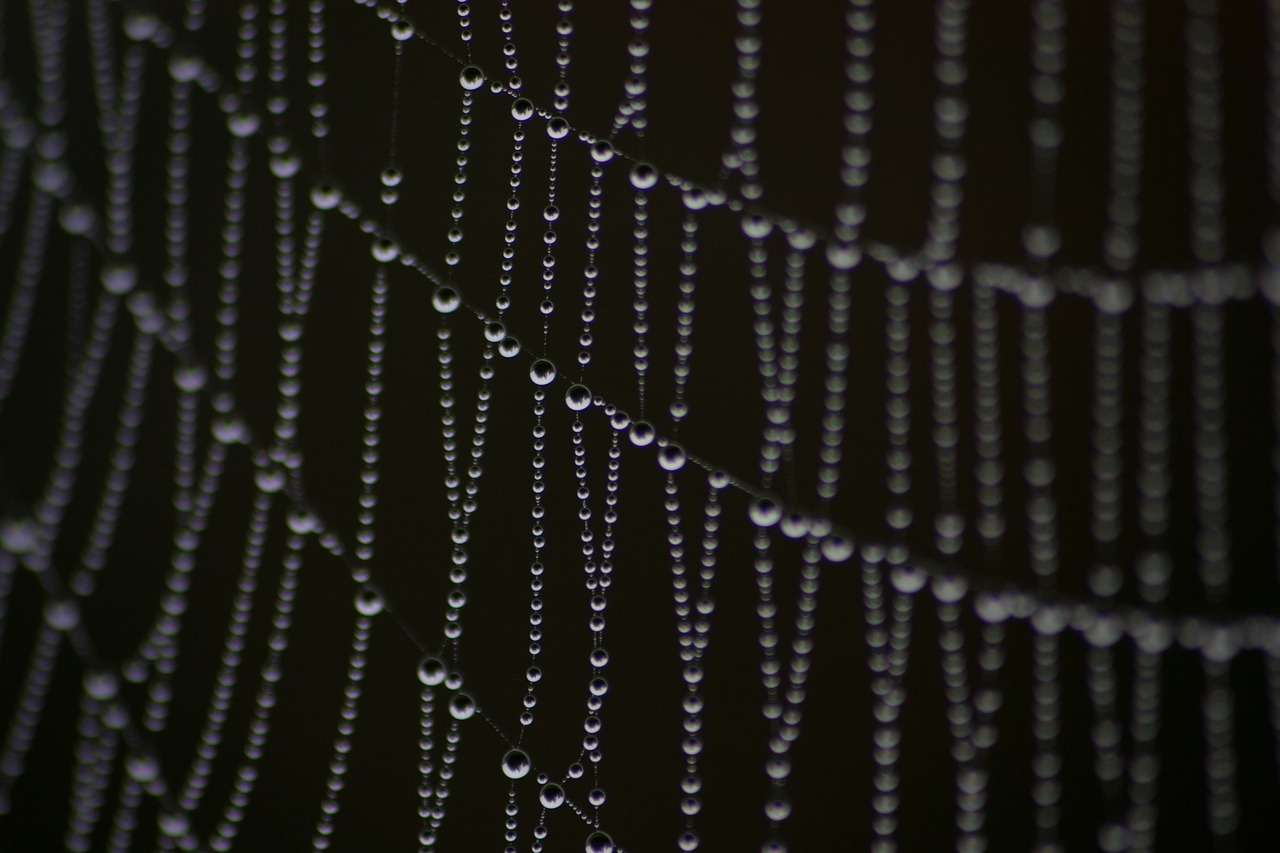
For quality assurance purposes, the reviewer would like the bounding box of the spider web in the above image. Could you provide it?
[0,0,1278,851]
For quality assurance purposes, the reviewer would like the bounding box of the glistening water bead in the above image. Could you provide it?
[432,287,460,314]
[529,358,556,386]
[565,384,592,411]
[501,749,531,779]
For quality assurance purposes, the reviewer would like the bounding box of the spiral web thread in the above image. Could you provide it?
[0,0,1279,851]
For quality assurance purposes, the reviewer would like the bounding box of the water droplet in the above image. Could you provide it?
[432,287,460,314]
[286,509,317,535]
[126,754,160,783]
[630,162,658,190]
[174,364,207,392]
[529,359,557,386]
[779,513,810,539]
[511,98,535,121]
[590,141,615,163]
[459,66,486,90]
[44,599,80,631]
[0,517,36,554]
[565,384,592,411]
[158,812,190,838]
[742,212,773,239]
[381,167,403,187]
[547,117,570,139]
[498,337,521,358]
[820,535,854,562]
[102,265,138,295]
[84,670,119,701]
[228,111,261,139]
[270,153,301,179]
[417,656,447,687]
[484,322,506,343]
[354,587,383,616]
[501,748,531,779]
[371,238,400,263]
[539,782,565,809]
[391,19,414,40]
[449,692,476,720]
[748,497,782,527]
[658,444,686,471]
[825,243,860,270]
[584,831,614,853]
[708,471,730,489]
[212,417,248,445]
[311,183,342,210]
[629,420,655,447]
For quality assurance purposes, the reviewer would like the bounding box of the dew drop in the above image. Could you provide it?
[820,534,854,562]
[432,287,460,314]
[499,337,522,358]
[484,322,506,343]
[173,365,207,393]
[126,754,160,783]
[371,238,400,263]
[449,692,476,721]
[390,19,414,40]
[630,162,658,190]
[310,183,342,210]
[511,98,535,121]
[584,831,614,853]
[101,265,138,295]
[354,587,383,616]
[529,359,557,386]
[629,420,656,447]
[417,656,447,687]
[539,782,566,809]
[748,497,782,527]
[501,748,531,779]
[658,444,686,472]
[590,141,615,163]
[565,384,592,411]
[84,670,120,701]
[459,66,486,90]
[547,116,570,139]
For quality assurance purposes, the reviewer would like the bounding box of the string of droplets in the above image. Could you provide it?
[2,4,1280,850]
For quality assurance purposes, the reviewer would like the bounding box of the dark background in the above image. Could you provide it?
[0,0,1278,850]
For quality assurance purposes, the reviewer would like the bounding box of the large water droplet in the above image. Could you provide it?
[630,162,658,190]
[449,692,476,720]
[459,66,486,90]
[748,497,782,527]
[584,831,614,853]
[501,748,531,779]
[417,656,447,687]
[529,359,557,386]
[511,98,535,121]
[565,384,592,411]
[354,587,384,616]
[539,782,565,809]
[658,444,686,471]
[629,420,656,447]
[432,287,460,314]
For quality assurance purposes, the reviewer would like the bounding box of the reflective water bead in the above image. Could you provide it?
[629,420,656,447]
[354,587,383,616]
[511,98,535,121]
[417,656,447,687]
[630,162,658,190]
[499,337,522,358]
[432,286,461,314]
[501,748,531,779]
[44,599,80,631]
[371,238,400,263]
[102,265,138,295]
[590,141,615,163]
[449,692,476,720]
[311,184,342,210]
[565,384,592,411]
[459,65,486,90]
[820,534,854,563]
[658,444,686,472]
[584,831,614,853]
[529,359,557,386]
[748,497,782,527]
[390,19,414,40]
[547,117,570,139]
[540,783,565,809]
[484,322,506,343]
[381,168,403,187]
